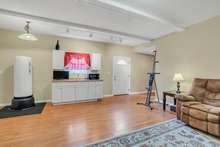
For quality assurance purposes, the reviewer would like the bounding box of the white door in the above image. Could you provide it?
[113,56,131,95]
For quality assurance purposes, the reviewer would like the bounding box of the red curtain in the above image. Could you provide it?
[64,52,91,70]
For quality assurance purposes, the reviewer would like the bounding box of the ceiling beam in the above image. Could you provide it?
[89,0,184,32]
[0,8,151,42]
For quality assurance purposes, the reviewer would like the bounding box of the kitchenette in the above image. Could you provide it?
[52,49,103,104]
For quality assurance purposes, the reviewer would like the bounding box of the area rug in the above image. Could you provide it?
[85,119,220,147]
[0,102,46,119]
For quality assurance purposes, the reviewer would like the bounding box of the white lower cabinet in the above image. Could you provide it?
[52,81,103,104]
[96,82,103,98]
[89,82,96,99]
[76,82,89,101]
[52,84,62,103]
[62,83,76,102]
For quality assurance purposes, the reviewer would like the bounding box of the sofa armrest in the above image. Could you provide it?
[176,95,196,120]
[176,95,196,102]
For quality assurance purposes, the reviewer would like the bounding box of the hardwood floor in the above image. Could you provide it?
[0,95,175,147]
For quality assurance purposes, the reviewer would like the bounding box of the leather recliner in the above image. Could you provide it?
[176,78,220,137]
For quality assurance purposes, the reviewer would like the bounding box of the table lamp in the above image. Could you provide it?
[173,73,184,94]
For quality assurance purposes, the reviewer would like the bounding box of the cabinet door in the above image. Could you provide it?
[62,83,76,102]
[76,82,89,101]
[53,50,64,70]
[88,82,96,99]
[91,53,101,70]
[52,84,62,103]
[95,82,103,98]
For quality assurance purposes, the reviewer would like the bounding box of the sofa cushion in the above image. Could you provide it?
[203,97,220,107]
[190,87,206,102]
[208,113,220,123]
[182,101,201,107]
[189,109,207,121]
[189,78,208,101]
[203,90,220,107]
[208,122,220,137]
[176,95,195,101]
[192,78,208,87]
[187,104,220,122]
[189,117,207,132]
[206,79,220,93]
[209,107,220,115]
[189,104,214,112]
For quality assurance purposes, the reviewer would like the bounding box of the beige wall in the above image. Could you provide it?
[136,16,220,101]
[0,29,153,105]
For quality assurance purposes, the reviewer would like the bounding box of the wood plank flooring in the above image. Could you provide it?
[0,95,175,147]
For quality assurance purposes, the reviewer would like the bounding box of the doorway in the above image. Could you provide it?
[113,56,131,95]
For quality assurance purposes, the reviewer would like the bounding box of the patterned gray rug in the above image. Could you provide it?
[84,119,220,147]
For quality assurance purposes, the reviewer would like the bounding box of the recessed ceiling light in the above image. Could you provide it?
[119,37,123,43]
[66,28,70,33]
[89,33,93,38]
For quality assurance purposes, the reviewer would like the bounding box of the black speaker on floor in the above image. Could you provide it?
[11,95,35,110]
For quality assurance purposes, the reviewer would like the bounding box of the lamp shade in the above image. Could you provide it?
[173,73,184,81]
[18,33,38,41]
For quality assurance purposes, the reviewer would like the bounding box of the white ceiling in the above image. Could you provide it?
[0,0,219,46]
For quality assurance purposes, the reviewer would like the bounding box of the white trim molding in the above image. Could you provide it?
[104,94,114,97]
[104,91,148,97]
[90,0,184,32]
[129,91,147,95]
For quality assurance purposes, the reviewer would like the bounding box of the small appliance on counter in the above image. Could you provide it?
[53,70,69,80]
[88,73,100,80]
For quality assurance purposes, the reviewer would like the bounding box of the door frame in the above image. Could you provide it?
[112,56,131,95]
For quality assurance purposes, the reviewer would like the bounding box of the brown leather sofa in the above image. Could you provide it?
[176,78,220,137]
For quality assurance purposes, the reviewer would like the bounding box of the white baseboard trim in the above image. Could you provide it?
[129,91,147,95]
[104,94,114,97]
[0,99,51,107]
[0,102,10,107]
[37,99,51,104]
[103,91,148,97]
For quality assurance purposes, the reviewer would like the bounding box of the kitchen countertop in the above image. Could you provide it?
[52,79,103,82]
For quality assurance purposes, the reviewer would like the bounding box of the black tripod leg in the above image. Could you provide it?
[137,89,152,110]
[154,80,160,103]
[137,86,153,110]
[137,74,155,110]
[147,88,153,110]
[144,88,151,104]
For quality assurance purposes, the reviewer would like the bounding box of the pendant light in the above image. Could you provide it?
[18,21,38,41]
